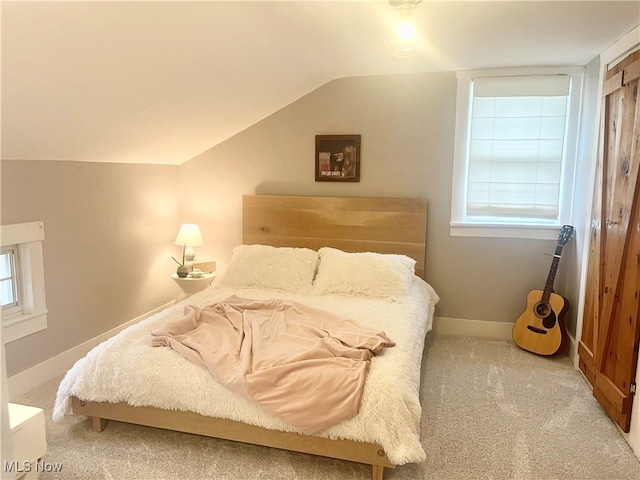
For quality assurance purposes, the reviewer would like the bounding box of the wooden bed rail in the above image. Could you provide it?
[72,397,394,480]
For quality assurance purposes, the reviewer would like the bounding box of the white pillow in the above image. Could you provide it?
[217,244,318,294]
[312,247,416,298]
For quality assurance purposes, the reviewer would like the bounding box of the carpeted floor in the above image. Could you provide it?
[11,334,640,479]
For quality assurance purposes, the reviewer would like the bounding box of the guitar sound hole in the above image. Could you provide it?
[535,303,551,317]
[534,303,558,329]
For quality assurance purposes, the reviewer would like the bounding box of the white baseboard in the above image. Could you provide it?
[567,333,578,367]
[433,316,513,339]
[8,301,175,397]
[434,316,580,364]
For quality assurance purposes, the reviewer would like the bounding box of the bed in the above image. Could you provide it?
[53,195,437,480]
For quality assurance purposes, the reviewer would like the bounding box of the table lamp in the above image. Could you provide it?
[175,224,204,269]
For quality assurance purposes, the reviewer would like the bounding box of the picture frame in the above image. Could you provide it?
[315,135,361,182]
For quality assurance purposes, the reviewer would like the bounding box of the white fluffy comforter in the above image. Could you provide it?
[53,277,438,465]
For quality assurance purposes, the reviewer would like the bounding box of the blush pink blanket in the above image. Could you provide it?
[149,296,394,434]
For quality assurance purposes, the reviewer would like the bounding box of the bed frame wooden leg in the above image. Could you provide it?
[92,417,107,432]
[372,464,384,480]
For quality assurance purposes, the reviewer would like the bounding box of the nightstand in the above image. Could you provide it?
[8,403,47,480]
[172,272,216,296]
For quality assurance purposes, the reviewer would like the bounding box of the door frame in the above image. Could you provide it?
[574,24,640,459]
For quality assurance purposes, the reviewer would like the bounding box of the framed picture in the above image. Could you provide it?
[315,135,361,182]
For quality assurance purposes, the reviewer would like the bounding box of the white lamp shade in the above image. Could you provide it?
[175,224,203,246]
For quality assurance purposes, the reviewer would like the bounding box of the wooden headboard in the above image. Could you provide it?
[242,195,428,278]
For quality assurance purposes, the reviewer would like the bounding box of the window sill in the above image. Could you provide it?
[2,310,48,344]
[450,222,562,240]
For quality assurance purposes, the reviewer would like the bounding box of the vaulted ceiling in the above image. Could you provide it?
[2,1,639,165]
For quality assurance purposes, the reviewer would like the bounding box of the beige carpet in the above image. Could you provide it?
[11,334,640,480]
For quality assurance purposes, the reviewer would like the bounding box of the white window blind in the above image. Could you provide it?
[466,75,571,220]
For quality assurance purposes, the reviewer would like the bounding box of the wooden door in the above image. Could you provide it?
[578,50,640,432]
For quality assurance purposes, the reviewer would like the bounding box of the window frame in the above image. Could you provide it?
[1,222,48,344]
[450,66,585,239]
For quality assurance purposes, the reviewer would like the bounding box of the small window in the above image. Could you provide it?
[1,247,21,315]
[451,67,584,239]
[1,222,48,343]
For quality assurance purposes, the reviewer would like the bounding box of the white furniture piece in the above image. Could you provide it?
[172,273,215,296]
[8,403,47,480]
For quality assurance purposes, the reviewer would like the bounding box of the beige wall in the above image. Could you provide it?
[179,72,576,325]
[1,160,180,376]
[2,71,595,378]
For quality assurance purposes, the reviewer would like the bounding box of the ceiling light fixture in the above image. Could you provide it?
[397,21,416,41]
[388,0,426,58]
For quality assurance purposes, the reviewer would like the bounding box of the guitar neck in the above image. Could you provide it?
[541,244,563,303]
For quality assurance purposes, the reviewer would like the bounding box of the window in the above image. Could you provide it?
[450,67,584,239]
[1,222,48,344]
[1,247,20,315]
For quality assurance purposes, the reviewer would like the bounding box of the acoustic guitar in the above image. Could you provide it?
[512,225,574,356]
